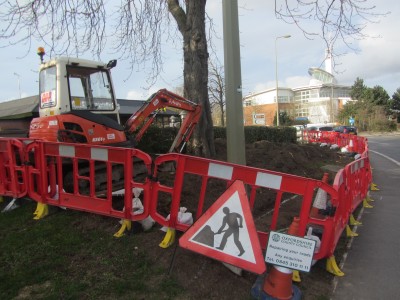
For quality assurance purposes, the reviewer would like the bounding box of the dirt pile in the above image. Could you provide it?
[214,138,353,181]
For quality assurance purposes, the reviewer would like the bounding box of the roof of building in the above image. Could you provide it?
[243,87,293,100]
[291,83,352,92]
[308,67,337,85]
[117,99,146,114]
[0,96,178,120]
[0,96,39,119]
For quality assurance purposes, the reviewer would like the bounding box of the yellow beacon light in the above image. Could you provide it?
[37,47,45,63]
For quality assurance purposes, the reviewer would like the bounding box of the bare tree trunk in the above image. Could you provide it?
[168,0,215,158]
[219,89,225,127]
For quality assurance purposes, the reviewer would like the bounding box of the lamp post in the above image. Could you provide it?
[223,0,246,165]
[275,35,291,126]
[14,72,21,99]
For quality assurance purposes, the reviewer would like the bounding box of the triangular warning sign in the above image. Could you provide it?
[179,180,266,274]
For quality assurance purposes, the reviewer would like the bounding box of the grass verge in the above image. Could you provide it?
[0,199,182,300]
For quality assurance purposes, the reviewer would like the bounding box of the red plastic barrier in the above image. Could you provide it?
[0,138,30,199]
[149,131,372,261]
[150,152,340,259]
[303,130,321,143]
[302,132,372,257]
[305,131,366,155]
[25,140,153,221]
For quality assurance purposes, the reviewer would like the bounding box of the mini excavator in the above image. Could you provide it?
[29,47,202,153]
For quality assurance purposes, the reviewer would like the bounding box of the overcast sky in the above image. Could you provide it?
[0,0,399,103]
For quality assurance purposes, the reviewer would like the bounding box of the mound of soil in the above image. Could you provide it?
[140,139,354,299]
[214,138,352,181]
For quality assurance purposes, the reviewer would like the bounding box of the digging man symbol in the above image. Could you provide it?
[216,207,245,256]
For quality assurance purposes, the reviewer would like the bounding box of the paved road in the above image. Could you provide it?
[331,134,400,299]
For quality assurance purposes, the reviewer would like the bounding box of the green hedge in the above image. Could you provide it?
[135,125,297,153]
[134,126,180,154]
[214,126,297,143]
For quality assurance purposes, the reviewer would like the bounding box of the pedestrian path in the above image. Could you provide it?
[331,151,400,299]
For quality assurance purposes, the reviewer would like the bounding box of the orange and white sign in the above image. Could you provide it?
[179,180,266,274]
[41,90,56,107]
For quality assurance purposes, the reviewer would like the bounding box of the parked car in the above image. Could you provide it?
[318,126,334,132]
[305,125,334,132]
[333,125,357,135]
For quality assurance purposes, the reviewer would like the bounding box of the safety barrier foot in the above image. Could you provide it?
[349,214,362,226]
[363,198,374,208]
[346,225,358,237]
[292,270,301,282]
[370,183,380,191]
[113,219,132,238]
[2,198,19,213]
[159,228,176,248]
[366,195,375,202]
[326,256,345,277]
[33,203,49,220]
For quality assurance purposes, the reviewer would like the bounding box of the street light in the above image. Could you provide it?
[13,72,21,99]
[275,35,291,126]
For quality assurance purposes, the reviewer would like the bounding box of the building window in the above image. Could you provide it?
[243,98,256,107]
[278,95,291,103]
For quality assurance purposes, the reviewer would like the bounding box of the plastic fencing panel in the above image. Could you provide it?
[0,138,29,198]
[26,141,153,221]
[152,153,339,259]
[330,169,351,256]
[345,157,370,212]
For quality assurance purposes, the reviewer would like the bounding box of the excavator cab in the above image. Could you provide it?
[38,56,120,122]
[30,50,128,145]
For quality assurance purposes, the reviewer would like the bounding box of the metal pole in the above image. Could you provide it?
[275,35,291,126]
[223,0,246,165]
[14,72,21,99]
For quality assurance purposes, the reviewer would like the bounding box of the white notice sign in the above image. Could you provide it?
[265,231,316,272]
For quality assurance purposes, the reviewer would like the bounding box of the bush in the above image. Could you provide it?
[134,126,180,153]
[369,120,397,132]
[214,126,297,143]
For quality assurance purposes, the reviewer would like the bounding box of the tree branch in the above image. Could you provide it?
[167,0,187,35]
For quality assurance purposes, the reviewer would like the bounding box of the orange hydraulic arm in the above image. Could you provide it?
[125,89,202,153]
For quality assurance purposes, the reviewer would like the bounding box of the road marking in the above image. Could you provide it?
[369,150,400,167]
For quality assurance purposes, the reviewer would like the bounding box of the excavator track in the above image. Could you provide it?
[62,158,149,196]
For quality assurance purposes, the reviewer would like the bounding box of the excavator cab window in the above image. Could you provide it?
[67,65,116,112]
[39,66,57,108]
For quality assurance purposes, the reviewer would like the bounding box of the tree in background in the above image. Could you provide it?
[350,78,389,107]
[339,78,396,131]
[274,111,293,127]
[390,89,400,110]
[390,88,400,122]
[350,78,368,101]
[208,59,225,127]
[370,86,390,107]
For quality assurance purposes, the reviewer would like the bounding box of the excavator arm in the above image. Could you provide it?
[125,89,202,153]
